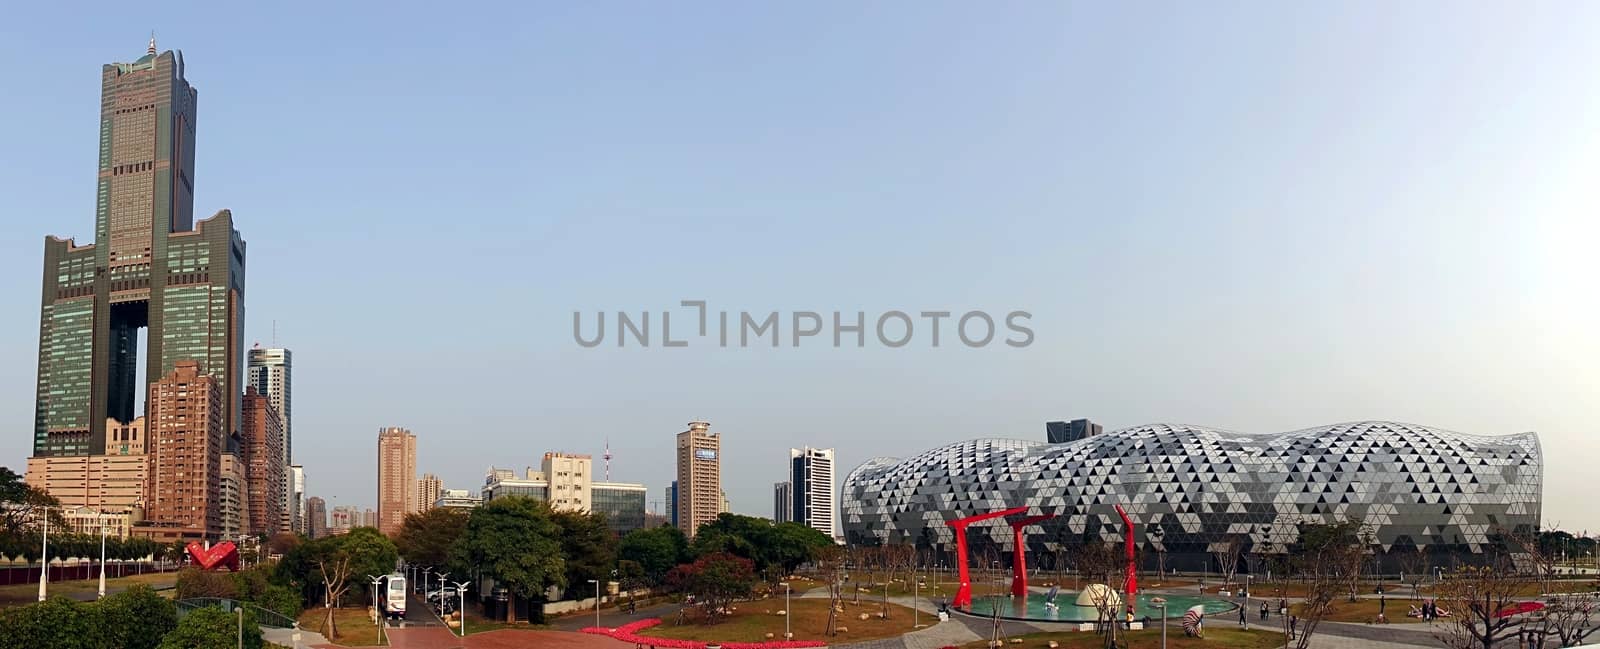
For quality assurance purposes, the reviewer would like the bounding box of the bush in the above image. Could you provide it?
[176,567,241,599]
[0,597,104,649]
[257,584,303,619]
[99,585,179,649]
[158,606,263,649]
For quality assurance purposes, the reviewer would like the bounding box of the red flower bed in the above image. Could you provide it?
[581,617,828,649]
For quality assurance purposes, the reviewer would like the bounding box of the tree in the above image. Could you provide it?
[395,507,468,568]
[1394,545,1430,600]
[668,552,757,625]
[158,605,263,649]
[1510,532,1599,647]
[0,596,105,649]
[1289,519,1370,649]
[551,509,618,600]
[1435,561,1535,649]
[619,525,690,585]
[450,496,566,623]
[99,585,179,649]
[303,527,397,639]
[265,532,301,557]
[1211,536,1243,589]
[176,566,241,599]
[0,466,63,539]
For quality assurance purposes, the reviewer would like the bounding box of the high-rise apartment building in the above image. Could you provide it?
[789,447,837,537]
[773,481,793,523]
[241,387,284,535]
[304,496,326,539]
[247,346,291,529]
[142,360,224,540]
[667,482,678,528]
[377,427,417,536]
[330,505,357,533]
[1046,419,1103,444]
[289,465,305,533]
[542,453,592,511]
[361,509,377,528]
[219,450,249,539]
[418,473,443,512]
[34,41,246,460]
[675,421,721,538]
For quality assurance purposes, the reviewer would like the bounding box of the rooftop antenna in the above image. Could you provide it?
[272,320,277,347]
[604,438,612,481]
[148,31,157,55]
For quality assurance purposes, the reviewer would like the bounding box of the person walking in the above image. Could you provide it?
[1260,602,1269,621]
[1239,603,1247,628]
[1289,615,1298,640]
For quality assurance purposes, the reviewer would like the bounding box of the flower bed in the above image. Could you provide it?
[582,618,828,649]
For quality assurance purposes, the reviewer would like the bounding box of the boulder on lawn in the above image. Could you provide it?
[766,633,775,639]
[837,626,849,633]
[1047,642,1059,648]
[859,613,870,621]
[777,610,787,616]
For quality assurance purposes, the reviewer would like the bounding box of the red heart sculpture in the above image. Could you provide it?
[186,540,241,571]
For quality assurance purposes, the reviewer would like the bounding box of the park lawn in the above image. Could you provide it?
[639,597,921,644]
[0,570,177,608]
[959,628,1284,649]
[297,607,383,647]
[1290,598,1425,624]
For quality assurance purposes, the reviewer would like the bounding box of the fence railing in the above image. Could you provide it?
[174,598,298,629]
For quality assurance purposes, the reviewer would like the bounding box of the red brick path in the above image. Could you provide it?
[314,627,636,649]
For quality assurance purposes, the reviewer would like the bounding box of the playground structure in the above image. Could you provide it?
[185,540,240,571]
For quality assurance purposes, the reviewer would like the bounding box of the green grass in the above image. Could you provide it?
[0,570,177,608]
[639,597,923,644]
[960,628,1284,649]
[297,607,384,647]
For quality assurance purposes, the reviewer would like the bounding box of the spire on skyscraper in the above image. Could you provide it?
[148,32,157,55]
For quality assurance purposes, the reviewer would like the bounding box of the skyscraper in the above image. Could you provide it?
[773,481,793,523]
[377,427,417,536]
[1046,419,1102,444]
[241,387,284,535]
[246,346,291,528]
[418,473,442,512]
[789,447,837,537]
[143,361,224,540]
[289,465,305,533]
[34,40,246,460]
[675,421,720,538]
[305,496,327,539]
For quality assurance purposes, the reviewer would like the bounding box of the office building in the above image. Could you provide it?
[667,482,678,528]
[435,489,482,509]
[289,465,305,534]
[377,427,417,536]
[773,481,792,523]
[25,450,149,514]
[241,387,284,535]
[843,421,1543,568]
[141,361,224,540]
[60,506,135,538]
[789,447,837,537]
[480,453,649,534]
[675,421,721,538]
[1046,419,1103,444]
[33,40,246,460]
[418,473,443,512]
[246,345,292,529]
[305,496,327,539]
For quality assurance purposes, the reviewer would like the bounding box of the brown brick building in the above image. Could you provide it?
[142,360,223,540]
[377,427,417,536]
[241,387,284,536]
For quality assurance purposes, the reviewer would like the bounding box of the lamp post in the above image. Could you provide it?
[98,517,108,598]
[368,575,386,646]
[588,579,600,629]
[37,506,50,602]
[423,567,432,596]
[452,581,471,638]
[782,583,792,639]
[237,606,244,649]
[913,575,921,629]
[1161,598,1176,644]
[437,572,450,616]
[1243,573,1250,631]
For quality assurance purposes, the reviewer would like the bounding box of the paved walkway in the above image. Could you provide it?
[294,627,632,649]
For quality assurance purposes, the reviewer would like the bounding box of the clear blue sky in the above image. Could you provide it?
[1,2,1596,531]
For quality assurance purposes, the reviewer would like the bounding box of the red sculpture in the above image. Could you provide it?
[186,540,241,571]
[1007,514,1057,596]
[946,506,1027,609]
[1114,504,1137,599]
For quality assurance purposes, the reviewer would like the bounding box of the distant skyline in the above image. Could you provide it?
[1,3,1596,531]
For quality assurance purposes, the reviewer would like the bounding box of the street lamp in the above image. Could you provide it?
[913,576,922,629]
[98,516,109,599]
[237,606,244,649]
[588,579,600,629]
[1151,597,1167,649]
[368,575,386,646]
[451,580,471,638]
[423,567,432,595]
[37,505,51,602]
[1243,573,1250,631]
[436,572,450,615]
[782,583,792,639]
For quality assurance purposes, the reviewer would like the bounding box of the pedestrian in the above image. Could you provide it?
[1260,602,1268,621]
[1289,615,1298,639]
[1239,603,1247,628]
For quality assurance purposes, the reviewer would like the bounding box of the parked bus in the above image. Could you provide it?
[382,573,407,619]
